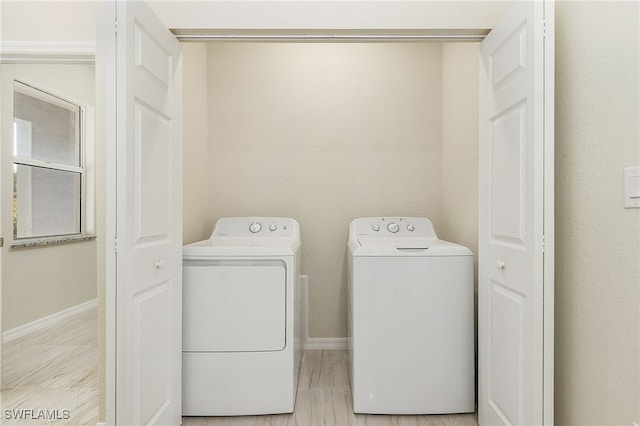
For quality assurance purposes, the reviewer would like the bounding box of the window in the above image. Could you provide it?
[12,81,91,243]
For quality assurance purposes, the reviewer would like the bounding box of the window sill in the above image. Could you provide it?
[11,234,96,249]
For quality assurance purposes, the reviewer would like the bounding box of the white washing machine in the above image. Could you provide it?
[347,217,474,414]
[182,217,303,416]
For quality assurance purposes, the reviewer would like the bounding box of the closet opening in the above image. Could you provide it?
[180,38,481,354]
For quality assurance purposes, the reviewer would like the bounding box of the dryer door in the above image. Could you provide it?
[183,259,286,352]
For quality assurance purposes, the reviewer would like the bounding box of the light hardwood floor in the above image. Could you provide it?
[0,308,98,425]
[183,350,478,426]
[1,313,477,426]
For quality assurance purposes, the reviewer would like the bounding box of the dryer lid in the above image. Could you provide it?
[182,216,301,258]
[183,237,299,258]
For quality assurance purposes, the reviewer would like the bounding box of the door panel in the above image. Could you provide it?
[489,281,524,422]
[478,1,553,425]
[490,101,526,246]
[134,281,172,423]
[135,101,172,244]
[490,23,527,90]
[112,1,183,424]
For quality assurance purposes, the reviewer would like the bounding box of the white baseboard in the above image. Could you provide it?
[303,337,348,350]
[3,298,97,343]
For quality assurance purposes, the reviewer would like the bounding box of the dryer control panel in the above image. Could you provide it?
[351,217,437,239]
[212,217,299,238]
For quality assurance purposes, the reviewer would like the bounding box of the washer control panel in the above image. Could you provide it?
[212,217,298,238]
[353,217,437,239]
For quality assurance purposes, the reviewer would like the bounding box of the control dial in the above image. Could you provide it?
[387,222,400,233]
[269,224,278,232]
[249,222,262,233]
[407,224,415,231]
[372,224,380,232]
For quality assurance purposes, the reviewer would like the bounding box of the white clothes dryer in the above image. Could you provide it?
[347,217,474,414]
[182,217,302,416]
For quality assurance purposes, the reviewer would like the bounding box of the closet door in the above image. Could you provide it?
[107,1,183,424]
[478,1,554,425]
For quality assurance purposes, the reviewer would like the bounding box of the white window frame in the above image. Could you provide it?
[11,80,95,247]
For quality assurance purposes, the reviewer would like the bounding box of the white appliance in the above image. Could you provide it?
[347,217,474,414]
[182,217,303,416]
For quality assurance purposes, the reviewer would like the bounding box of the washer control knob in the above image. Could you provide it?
[372,224,380,232]
[249,222,262,233]
[387,222,400,233]
[269,224,278,232]
[407,224,415,231]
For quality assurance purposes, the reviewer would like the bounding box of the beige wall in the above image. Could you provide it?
[441,43,479,277]
[183,43,214,244]
[204,42,444,338]
[2,242,97,331]
[555,1,640,424]
[0,1,97,44]
[440,42,480,365]
[0,64,97,331]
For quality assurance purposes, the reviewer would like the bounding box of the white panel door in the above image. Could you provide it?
[113,1,183,424]
[478,1,554,425]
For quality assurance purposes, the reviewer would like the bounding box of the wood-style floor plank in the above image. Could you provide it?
[1,311,477,426]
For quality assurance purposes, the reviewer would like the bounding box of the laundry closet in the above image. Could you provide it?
[181,41,480,340]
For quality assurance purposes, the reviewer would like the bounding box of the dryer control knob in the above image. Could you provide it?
[407,224,415,231]
[249,222,262,233]
[387,222,400,233]
[372,224,380,232]
[269,224,278,232]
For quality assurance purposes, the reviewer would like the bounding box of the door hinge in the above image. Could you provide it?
[542,235,546,253]
[0,237,4,248]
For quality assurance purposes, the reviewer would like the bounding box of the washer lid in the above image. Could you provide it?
[357,237,437,249]
[348,217,472,256]
[350,239,472,257]
[349,217,437,240]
